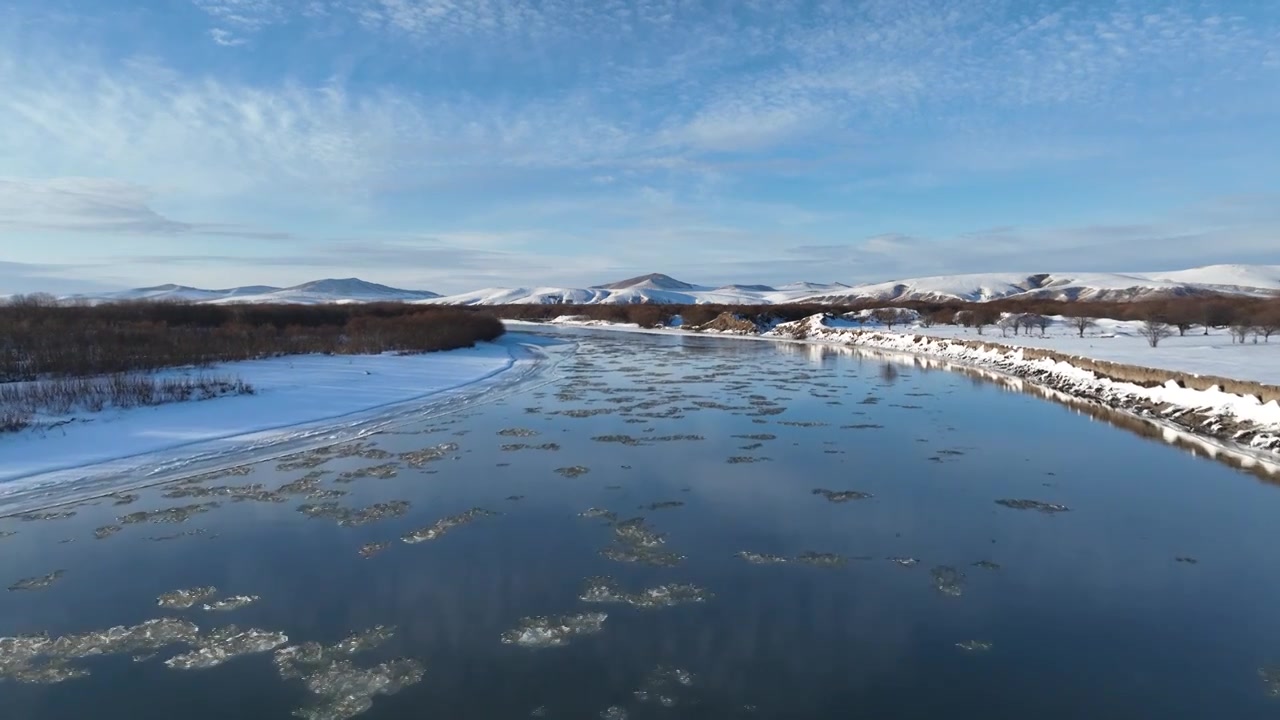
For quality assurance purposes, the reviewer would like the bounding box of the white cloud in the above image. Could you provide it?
[0,177,289,239]
[208,28,247,46]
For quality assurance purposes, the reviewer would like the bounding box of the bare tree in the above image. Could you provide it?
[1253,307,1280,343]
[998,315,1019,337]
[1231,320,1256,344]
[918,312,936,329]
[1137,317,1174,348]
[1032,314,1051,336]
[871,308,909,330]
[971,308,999,336]
[1067,316,1096,338]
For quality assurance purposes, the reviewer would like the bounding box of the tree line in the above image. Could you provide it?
[0,299,506,381]
[488,294,1280,347]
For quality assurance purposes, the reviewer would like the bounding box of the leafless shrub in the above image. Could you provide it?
[1254,307,1280,342]
[1137,317,1174,348]
[1230,321,1256,344]
[0,375,254,431]
[1067,316,1096,337]
[871,308,911,330]
[0,408,31,432]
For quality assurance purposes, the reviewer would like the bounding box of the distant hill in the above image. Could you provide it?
[71,278,439,305]
[590,273,699,291]
[49,264,1280,307]
[427,265,1280,306]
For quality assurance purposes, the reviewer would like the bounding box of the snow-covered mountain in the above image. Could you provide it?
[1141,264,1280,294]
[206,278,441,305]
[423,273,849,306]
[804,268,1280,304]
[71,279,439,305]
[86,284,284,303]
[426,267,1280,306]
[44,264,1280,307]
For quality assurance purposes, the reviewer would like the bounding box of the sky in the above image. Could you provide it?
[1,0,1278,295]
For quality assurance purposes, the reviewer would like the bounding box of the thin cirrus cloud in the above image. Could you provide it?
[0,0,1277,293]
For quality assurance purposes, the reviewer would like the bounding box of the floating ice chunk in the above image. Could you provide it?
[274,627,397,680]
[165,626,288,670]
[498,428,539,437]
[359,542,391,559]
[399,443,459,467]
[202,595,260,612]
[500,613,608,649]
[158,586,218,609]
[8,570,65,592]
[401,508,498,543]
[119,503,218,525]
[599,706,628,720]
[600,547,685,566]
[930,566,966,597]
[612,518,665,548]
[93,525,122,540]
[579,577,712,609]
[0,618,200,683]
[578,508,618,521]
[888,557,919,567]
[795,552,846,568]
[811,489,873,502]
[293,659,425,720]
[994,499,1070,514]
[1260,666,1280,696]
[971,561,1001,570]
[642,501,684,511]
[555,466,590,478]
[593,435,644,445]
[956,640,993,652]
[299,501,410,527]
[736,551,789,565]
[336,464,400,483]
[164,483,286,503]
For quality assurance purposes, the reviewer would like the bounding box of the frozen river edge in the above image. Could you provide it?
[0,336,555,513]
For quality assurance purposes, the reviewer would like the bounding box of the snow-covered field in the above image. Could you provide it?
[0,339,538,499]
[857,319,1280,386]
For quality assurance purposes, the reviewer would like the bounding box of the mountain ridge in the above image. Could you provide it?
[35,264,1280,306]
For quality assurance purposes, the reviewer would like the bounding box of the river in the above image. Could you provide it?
[2,327,1279,719]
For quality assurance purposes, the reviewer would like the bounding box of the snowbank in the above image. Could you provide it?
[767,315,1280,453]
[883,317,1280,386]
[0,339,536,498]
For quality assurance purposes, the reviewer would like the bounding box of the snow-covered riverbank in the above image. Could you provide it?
[0,338,541,497]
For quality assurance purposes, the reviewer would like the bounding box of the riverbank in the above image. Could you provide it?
[0,338,541,498]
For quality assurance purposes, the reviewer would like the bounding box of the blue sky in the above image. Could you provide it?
[1,0,1278,294]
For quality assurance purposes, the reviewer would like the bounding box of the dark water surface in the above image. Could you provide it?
[3,328,1280,719]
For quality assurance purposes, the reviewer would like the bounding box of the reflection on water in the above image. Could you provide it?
[3,327,1280,719]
